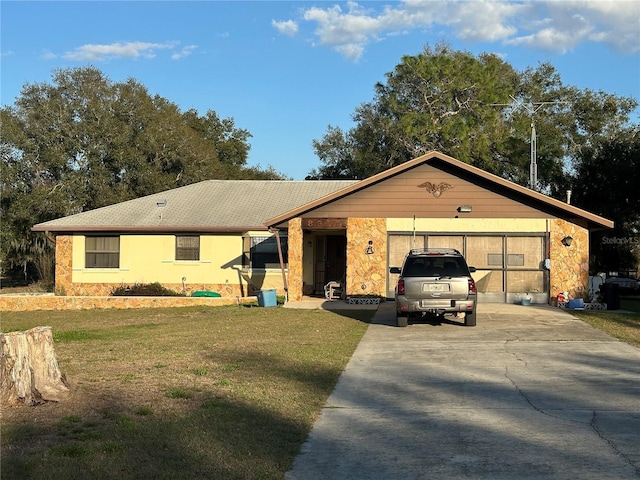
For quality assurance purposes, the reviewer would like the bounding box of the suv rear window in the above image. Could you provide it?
[402,256,468,277]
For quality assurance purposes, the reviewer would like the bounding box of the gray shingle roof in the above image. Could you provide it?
[32,180,357,233]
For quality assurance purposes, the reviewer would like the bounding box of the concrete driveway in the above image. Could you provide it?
[286,302,640,479]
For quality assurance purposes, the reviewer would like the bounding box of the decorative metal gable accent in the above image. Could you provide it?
[417,181,454,198]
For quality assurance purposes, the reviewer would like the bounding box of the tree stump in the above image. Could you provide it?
[1,326,70,406]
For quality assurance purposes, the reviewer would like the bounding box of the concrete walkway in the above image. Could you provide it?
[286,301,640,479]
[283,296,380,310]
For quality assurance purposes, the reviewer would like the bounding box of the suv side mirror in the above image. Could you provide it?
[468,266,476,273]
[389,267,401,274]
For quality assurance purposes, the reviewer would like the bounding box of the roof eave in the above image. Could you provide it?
[31,225,269,234]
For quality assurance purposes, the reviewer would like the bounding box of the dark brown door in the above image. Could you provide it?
[325,235,346,283]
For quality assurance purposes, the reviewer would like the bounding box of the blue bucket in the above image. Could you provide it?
[568,298,585,310]
[257,289,277,307]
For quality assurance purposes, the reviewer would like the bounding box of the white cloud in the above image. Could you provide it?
[272,19,298,36]
[508,1,640,53]
[62,41,178,62]
[294,0,640,60]
[171,45,198,60]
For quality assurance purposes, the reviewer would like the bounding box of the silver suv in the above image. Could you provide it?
[390,248,477,327]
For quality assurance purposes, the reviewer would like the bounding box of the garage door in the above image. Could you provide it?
[387,234,548,303]
[387,235,424,299]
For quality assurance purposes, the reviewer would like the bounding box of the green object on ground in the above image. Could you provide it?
[191,290,221,297]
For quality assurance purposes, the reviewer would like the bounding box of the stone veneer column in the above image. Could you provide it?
[346,218,387,297]
[287,218,303,302]
[549,219,589,301]
[55,235,73,296]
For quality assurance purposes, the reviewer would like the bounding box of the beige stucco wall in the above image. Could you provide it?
[72,234,242,285]
[56,234,286,297]
[387,218,549,232]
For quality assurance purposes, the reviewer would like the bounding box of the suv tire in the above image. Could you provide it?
[464,311,476,327]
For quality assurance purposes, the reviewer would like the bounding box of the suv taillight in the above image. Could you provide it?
[468,278,477,294]
[397,279,405,295]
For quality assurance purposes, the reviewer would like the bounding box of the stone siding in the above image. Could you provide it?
[0,295,257,312]
[346,218,387,297]
[549,219,589,301]
[286,219,304,302]
[60,282,246,297]
[54,235,73,295]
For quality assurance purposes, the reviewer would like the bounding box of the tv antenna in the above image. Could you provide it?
[491,96,566,191]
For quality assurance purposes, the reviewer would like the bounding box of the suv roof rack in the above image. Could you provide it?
[409,248,461,255]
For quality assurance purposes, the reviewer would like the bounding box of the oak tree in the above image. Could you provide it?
[1,67,284,283]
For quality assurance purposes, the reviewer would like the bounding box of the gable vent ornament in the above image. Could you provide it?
[417,182,454,197]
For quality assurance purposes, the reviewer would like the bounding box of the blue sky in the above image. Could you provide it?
[2,1,639,180]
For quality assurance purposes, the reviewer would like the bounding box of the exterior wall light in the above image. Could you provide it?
[365,240,375,254]
[457,205,472,213]
[561,235,573,247]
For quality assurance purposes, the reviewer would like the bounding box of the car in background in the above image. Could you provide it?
[604,276,640,295]
[389,248,477,327]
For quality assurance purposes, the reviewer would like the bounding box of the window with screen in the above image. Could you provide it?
[243,235,288,269]
[176,236,200,261]
[85,236,120,268]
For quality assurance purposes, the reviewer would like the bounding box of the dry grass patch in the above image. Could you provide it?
[1,305,373,479]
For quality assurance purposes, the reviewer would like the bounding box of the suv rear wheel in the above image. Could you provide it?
[464,311,476,327]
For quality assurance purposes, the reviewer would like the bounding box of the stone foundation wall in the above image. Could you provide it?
[346,218,387,297]
[0,295,257,312]
[61,282,247,297]
[549,219,589,301]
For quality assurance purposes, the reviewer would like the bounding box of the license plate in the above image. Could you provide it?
[427,283,448,292]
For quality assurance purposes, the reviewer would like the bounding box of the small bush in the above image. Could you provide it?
[111,282,184,297]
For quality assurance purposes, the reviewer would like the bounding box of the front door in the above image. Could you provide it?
[313,234,346,293]
[325,235,346,283]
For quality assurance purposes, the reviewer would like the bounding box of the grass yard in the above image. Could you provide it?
[1,305,373,480]
[569,297,640,348]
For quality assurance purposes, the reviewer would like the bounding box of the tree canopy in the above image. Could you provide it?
[1,66,285,282]
[308,44,639,273]
[571,127,640,275]
[308,44,636,190]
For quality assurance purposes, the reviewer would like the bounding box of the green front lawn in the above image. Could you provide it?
[1,306,372,480]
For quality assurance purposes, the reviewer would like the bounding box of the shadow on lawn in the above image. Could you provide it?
[1,357,338,480]
[1,306,373,479]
